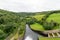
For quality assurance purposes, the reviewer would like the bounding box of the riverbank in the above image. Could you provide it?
[30,24,60,40]
[29,24,48,37]
[23,24,39,40]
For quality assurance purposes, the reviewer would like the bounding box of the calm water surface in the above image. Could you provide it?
[24,24,40,40]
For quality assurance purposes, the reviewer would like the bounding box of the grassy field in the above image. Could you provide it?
[39,37,60,40]
[46,13,60,23]
[32,15,45,21]
[30,13,60,40]
[30,13,60,31]
[30,23,45,31]
[46,13,60,29]
[30,14,45,31]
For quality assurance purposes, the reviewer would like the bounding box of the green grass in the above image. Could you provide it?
[30,23,45,31]
[30,13,60,40]
[46,13,60,29]
[30,14,45,31]
[39,37,60,40]
[46,13,60,23]
[30,13,60,30]
[32,15,45,21]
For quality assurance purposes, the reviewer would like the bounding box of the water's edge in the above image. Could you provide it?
[29,25,48,37]
[23,24,39,40]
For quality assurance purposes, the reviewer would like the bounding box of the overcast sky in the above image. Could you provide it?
[0,0,60,12]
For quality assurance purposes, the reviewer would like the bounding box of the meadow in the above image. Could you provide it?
[47,13,60,23]
[30,12,60,40]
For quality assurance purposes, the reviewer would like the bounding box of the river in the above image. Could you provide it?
[24,24,40,40]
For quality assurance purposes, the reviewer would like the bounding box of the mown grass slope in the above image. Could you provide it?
[46,13,60,23]
[46,13,60,29]
[39,37,60,40]
[30,23,44,31]
[30,14,46,31]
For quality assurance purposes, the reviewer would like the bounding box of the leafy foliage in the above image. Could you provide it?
[0,9,25,40]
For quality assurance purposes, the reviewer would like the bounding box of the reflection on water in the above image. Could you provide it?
[25,36,32,40]
[24,24,39,40]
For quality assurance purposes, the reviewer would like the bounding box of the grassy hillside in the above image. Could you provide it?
[30,13,60,31]
[30,11,60,40]
[30,23,44,31]
[47,13,60,23]
[46,13,60,29]
[32,15,45,21]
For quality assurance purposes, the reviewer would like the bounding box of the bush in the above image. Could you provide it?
[0,30,6,40]
[26,18,36,24]
[43,21,54,30]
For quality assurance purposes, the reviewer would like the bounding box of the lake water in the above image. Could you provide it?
[24,24,39,40]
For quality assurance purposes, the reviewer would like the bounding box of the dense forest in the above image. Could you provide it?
[0,9,26,40]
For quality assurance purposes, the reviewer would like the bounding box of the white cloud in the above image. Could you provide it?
[0,0,60,12]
